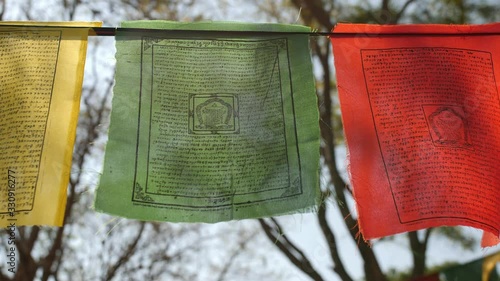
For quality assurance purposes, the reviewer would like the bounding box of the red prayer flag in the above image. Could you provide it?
[482,230,500,248]
[330,23,500,242]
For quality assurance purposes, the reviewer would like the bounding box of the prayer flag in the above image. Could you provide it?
[331,23,500,241]
[0,21,102,227]
[441,251,500,281]
[95,21,320,222]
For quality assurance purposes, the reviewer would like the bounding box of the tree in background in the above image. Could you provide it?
[1,1,500,281]
[257,0,500,281]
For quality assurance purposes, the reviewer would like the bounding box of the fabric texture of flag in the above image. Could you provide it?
[95,21,320,222]
[0,21,101,227]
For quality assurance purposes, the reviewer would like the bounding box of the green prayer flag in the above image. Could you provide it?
[94,21,320,222]
[441,252,500,281]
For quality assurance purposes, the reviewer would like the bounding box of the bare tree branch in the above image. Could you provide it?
[0,0,5,21]
[216,231,258,281]
[381,0,390,14]
[409,228,433,279]
[423,228,433,246]
[21,0,34,20]
[259,218,324,281]
[105,222,146,281]
[39,227,64,281]
[307,15,390,280]
[14,227,39,281]
[317,200,353,281]
[394,0,418,23]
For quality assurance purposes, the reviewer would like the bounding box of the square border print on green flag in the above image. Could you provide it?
[94,21,320,222]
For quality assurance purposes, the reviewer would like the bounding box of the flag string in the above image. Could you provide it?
[1,25,500,37]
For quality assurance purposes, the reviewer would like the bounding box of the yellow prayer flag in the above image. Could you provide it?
[0,21,101,227]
